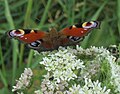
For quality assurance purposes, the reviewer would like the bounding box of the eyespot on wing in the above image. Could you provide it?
[60,21,100,37]
[7,29,47,43]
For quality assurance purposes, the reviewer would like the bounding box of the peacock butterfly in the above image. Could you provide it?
[7,21,100,52]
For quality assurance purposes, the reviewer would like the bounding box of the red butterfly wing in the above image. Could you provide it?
[7,29,52,51]
[59,21,100,46]
[7,29,46,43]
[7,29,59,52]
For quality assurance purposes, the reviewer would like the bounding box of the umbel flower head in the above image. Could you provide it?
[110,60,120,93]
[12,45,120,94]
[38,46,116,93]
[12,68,33,92]
[65,78,110,94]
[40,48,85,83]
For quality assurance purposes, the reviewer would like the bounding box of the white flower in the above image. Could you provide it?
[40,48,85,83]
[65,78,110,94]
[109,61,120,93]
[68,84,82,94]
[12,68,33,92]
[38,45,118,93]
[83,78,110,94]
[41,73,68,93]
[34,90,43,94]
[41,73,57,92]
[17,92,24,94]
[75,46,109,56]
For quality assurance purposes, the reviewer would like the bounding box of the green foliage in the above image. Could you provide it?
[0,0,119,93]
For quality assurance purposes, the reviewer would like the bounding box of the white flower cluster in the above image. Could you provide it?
[13,45,119,94]
[34,90,43,94]
[41,73,68,93]
[40,49,85,83]
[17,92,24,94]
[75,46,120,93]
[74,46,110,59]
[12,68,33,92]
[109,58,120,93]
[39,46,113,93]
[64,46,110,79]
[65,78,110,94]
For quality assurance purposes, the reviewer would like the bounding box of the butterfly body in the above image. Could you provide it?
[7,21,100,52]
[39,29,65,49]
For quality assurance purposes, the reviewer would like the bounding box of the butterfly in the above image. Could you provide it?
[7,21,100,52]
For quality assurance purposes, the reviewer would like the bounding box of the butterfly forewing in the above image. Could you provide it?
[7,29,47,43]
[59,21,100,46]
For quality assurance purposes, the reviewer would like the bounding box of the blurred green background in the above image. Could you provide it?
[0,0,119,93]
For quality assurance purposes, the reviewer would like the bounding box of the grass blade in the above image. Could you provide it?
[23,0,34,67]
[24,0,33,27]
[117,0,120,34]
[38,0,52,29]
[81,0,108,48]
[19,44,24,69]
[0,70,8,87]
[4,0,18,85]
[4,0,14,29]
[27,50,34,67]
[91,0,108,20]
[0,43,6,75]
